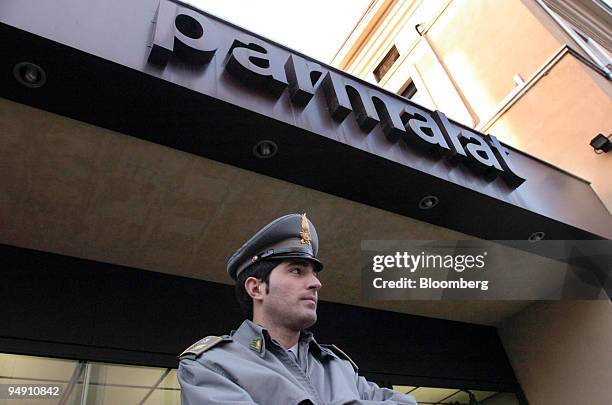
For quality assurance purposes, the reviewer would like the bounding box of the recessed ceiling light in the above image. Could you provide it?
[528,231,545,242]
[418,195,439,210]
[13,62,46,88]
[253,140,278,159]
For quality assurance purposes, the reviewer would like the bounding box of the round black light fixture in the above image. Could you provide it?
[418,195,439,210]
[253,140,278,159]
[528,231,545,242]
[13,62,47,88]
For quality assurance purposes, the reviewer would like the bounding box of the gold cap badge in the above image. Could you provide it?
[300,213,312,245]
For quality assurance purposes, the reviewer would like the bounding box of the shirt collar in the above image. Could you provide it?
[288,342,299,359]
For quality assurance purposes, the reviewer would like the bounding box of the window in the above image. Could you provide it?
[574,29,612,70]
[0,353,180,405]
[399,79,418,100]
[373,45,400,82]
[393,385,521,404]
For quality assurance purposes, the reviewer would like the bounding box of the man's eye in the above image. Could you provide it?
[290,267,301,274]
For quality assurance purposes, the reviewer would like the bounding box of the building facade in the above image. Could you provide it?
[333,0,612,213]
[332,1,612,404]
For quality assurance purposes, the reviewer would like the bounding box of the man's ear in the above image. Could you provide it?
[245,277,265,302]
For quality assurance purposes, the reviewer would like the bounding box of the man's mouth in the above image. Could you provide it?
[300,297,317,305]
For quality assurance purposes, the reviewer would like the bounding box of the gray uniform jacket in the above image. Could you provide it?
[178,320,417,405]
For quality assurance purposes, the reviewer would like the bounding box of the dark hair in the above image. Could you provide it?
[235,259,280,320]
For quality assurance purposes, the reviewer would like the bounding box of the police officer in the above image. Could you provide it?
[178,213,418,404]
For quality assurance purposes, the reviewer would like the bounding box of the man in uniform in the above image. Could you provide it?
[178,213,418,404]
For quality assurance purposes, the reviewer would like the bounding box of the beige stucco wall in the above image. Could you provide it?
[336,0,564,123]
[499,301,612,405]
[488,54,612,212]
[425,0,562,123]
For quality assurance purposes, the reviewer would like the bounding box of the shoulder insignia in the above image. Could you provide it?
[179,336,231,358]
[321,344,359,371]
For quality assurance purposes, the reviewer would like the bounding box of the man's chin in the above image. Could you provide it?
[293,313,317,330]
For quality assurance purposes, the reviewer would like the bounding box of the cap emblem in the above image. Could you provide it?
[300,213,312,246]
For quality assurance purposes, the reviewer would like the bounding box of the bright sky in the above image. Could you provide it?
[182,0,373,63]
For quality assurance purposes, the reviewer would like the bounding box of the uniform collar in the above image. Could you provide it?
[232,319,270,357]
[233,320,330,359]
[305,334,334,361]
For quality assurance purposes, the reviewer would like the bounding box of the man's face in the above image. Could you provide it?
[259,260,322,331]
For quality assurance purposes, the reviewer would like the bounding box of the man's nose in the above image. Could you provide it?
[307,273,322,290]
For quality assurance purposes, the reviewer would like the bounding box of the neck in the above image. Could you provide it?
[252,315,300,349]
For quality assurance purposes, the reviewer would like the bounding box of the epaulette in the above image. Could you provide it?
[179,336,231,359]
[321,344,359,371]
